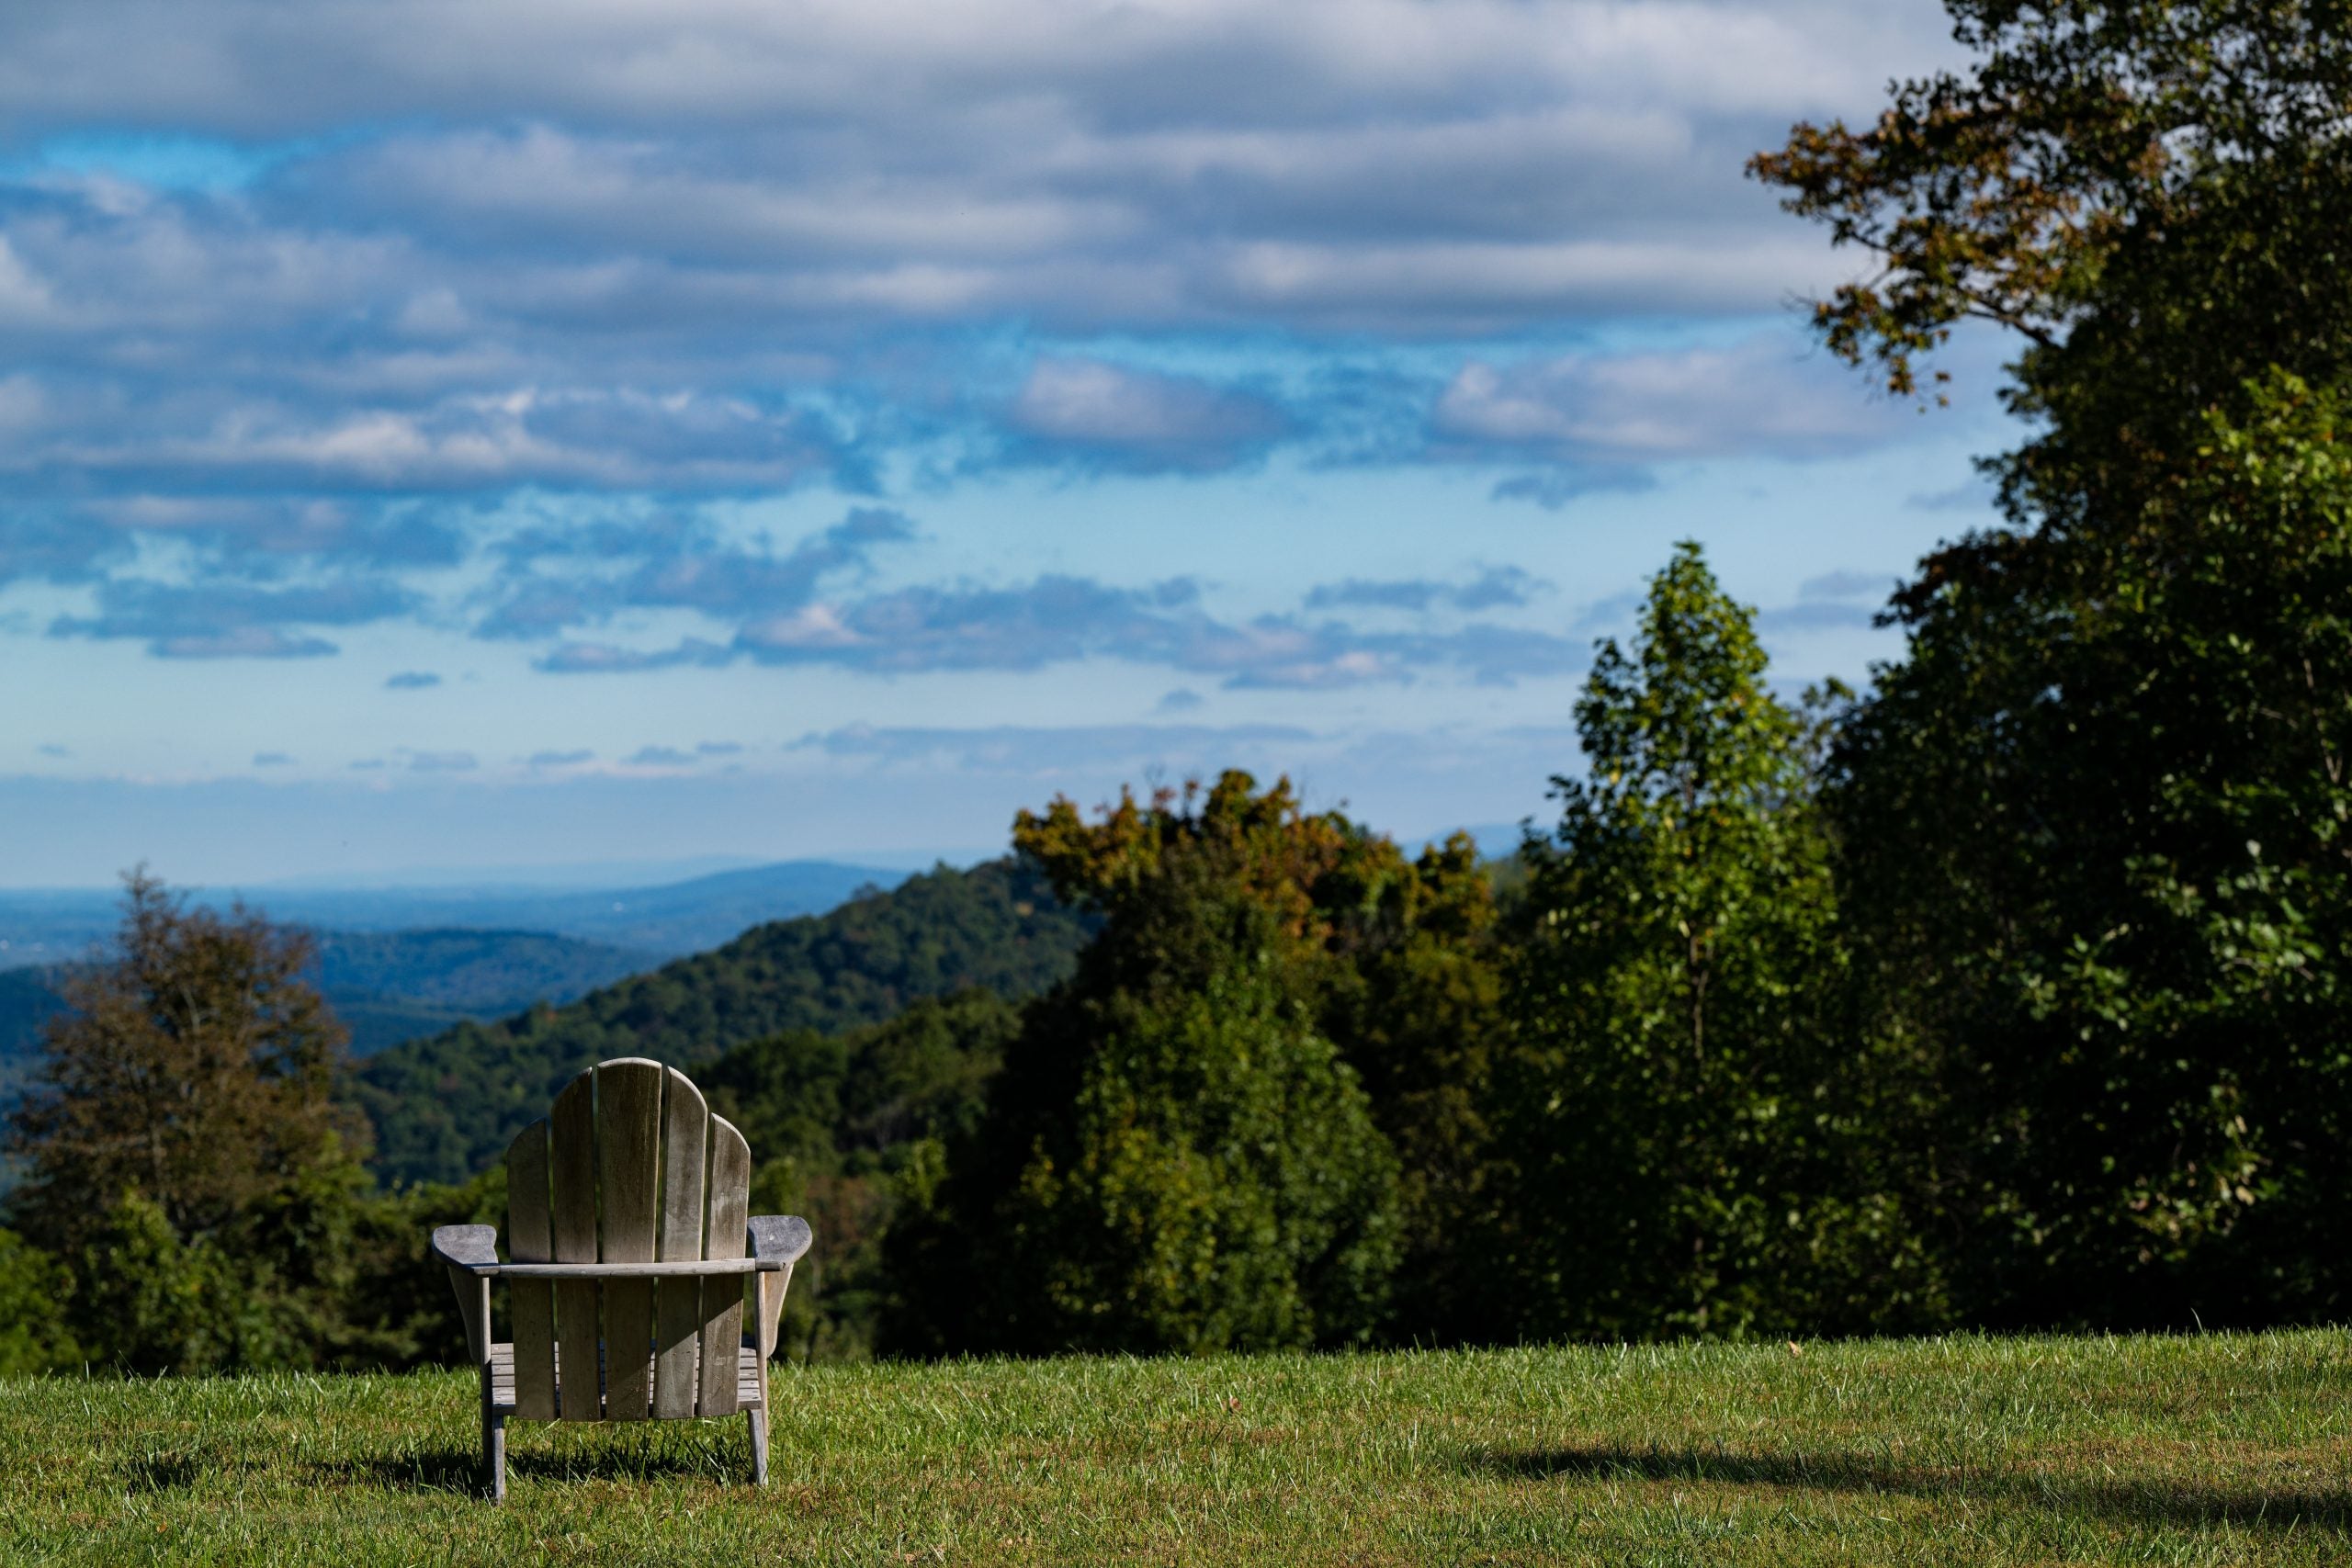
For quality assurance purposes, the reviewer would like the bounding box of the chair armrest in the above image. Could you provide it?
[748,1215,812,1363]
[749,1214,812,1266]
[431,1224,500,1273]
[429,1224,499,1365]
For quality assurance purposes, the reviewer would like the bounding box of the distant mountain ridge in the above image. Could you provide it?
[350,857,1095,1188]
[0,928,662,1073]
[0,857,909,968]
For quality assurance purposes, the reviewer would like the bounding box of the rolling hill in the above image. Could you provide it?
[350,856,1093,1188]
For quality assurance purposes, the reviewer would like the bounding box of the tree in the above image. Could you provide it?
[1748,4,2352,452]
[1755,2,2352,1323]
[888,774,1408,1355]
[1500,544,1928,1339]
[1827,374,2352,1323]
[6,870,375,1370]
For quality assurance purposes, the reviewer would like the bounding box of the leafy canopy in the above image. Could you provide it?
[891,774,1408,1355]
[1505,544,1902,1338]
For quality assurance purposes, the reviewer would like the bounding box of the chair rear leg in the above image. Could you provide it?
[746,1407,769,1486]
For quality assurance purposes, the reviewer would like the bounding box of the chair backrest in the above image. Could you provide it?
[503,1056,752,1422]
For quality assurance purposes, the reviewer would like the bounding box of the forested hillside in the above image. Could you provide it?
[350,858,1092,1187]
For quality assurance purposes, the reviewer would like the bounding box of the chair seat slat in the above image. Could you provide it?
[484,1341,764,1416]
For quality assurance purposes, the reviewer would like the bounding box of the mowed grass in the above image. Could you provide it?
[5,1332,2352,1566]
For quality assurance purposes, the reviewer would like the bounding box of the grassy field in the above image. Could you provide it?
[4,1332,2350,1565]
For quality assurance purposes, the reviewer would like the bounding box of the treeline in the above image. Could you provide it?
[6,2,2352,1371]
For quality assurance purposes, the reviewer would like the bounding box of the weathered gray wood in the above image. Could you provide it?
[472,1258,775,1279]
[747,1213,808,1390]
[596,1058,663,1421]
[505,1120,558,1421]
[653,1067,710,1419]
[460,1273,492,1366]
[430,1224,499,1269]
[754,1262,795,1363]
[432,1224,498,1366]
[697,1117,751,1416]
[481,1359,507,1503]
[748,1214,813,1265]
[430,1057,814,1495]
[487,1341,763,1416]
[548,1069,601,1420]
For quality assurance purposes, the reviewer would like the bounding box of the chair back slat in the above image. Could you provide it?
[504,1119,559,1420]
[497,1059,759,1425]
[652,1067,711,1418]
[696,1117,752,1416]
[595,1059,664,1420]
[548,1070,603,1420]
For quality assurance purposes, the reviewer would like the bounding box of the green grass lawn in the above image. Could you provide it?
[5,1331,2350,1565]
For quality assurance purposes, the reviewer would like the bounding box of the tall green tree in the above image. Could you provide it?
[1502,544,1925,1339]
[1756,2,2352,1322]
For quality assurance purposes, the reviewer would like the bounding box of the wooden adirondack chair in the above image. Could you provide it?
[428,1056,814,1500]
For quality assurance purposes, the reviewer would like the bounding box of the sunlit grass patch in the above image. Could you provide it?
[3,1331,2349,1565]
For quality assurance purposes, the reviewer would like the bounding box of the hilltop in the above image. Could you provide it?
[350,857,1093,1187]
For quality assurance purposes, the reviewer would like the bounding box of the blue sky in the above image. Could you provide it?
[0,0,2012,886]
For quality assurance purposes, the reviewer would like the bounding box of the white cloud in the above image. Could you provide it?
[1007,358,1287,468]
[1435,336,1919,465]
[0,2,1955,137]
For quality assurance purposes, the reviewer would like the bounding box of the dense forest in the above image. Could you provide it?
[5,1,2351,1374]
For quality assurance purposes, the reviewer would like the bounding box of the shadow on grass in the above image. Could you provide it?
[311,1440,744,1497]
[119,1452,209,1493]
[1470,1445,2352,1533]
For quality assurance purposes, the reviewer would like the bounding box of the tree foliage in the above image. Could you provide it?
[1758,1,2352,1325]
[4,872,398,1371]
[1831,372,2352,1322]
[890,775,1426,1355]
[1501,545,1927,1339]
[10,872,357,1252]
[0,1227,77,1374]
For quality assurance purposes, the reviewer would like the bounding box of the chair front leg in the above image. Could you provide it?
[481,1363,507,1503]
